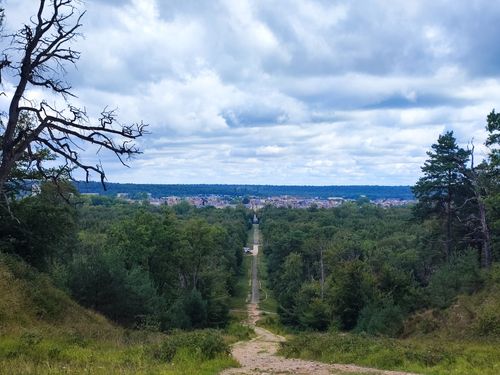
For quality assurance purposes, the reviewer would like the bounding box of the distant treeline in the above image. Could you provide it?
[74,181,414,200]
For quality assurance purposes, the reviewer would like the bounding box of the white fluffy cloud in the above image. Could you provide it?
[2,0,500,185]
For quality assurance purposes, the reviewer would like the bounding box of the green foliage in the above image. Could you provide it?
[163,290,208,330]
[152,329,229,362]
[474,307,500,337]
[56,202,249,330]
[328,260,373,330]
[0,186,249,331]
[355,300,404,336]
[280,331,500,375]
[486,109,500,169]
[224,322,255,342]
[0,253,238,374]
[229,255,252,311]
[426,252,483,308]
[0,331,236,375]
[260,193,499,337]
[412,131,472,261]
[412,131,470,211]
[295,282,329,330]
[256,314,292,336]
[458,263,499,338]
[277,252,304,325]
[0,181,77,269]
[260,205,421,331]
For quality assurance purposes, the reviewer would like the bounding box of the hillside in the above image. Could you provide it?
[279,269,500,375]
[403,266,500,340]
[0,254,118,337]
[0,254,237,375]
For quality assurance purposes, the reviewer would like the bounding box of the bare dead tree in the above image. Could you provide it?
[461,143,492,268]
[0,0,147,197]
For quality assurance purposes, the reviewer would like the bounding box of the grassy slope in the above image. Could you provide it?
[403,270,500,340]
[0,254,237,374]
[279,269,500,375]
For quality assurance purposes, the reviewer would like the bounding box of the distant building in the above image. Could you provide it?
[327,197,344,202]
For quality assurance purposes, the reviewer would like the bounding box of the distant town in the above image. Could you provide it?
[88,192,415,209]
[72,181,416,209]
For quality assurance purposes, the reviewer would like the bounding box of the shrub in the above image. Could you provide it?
[356,302,404,336]
[225,322,254,342]
[473,304,500,337]
[152,329,229,362]
[426,252,483,308]
[161,290,208,330]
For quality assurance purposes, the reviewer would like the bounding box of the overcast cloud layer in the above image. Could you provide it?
[2,0,500,185]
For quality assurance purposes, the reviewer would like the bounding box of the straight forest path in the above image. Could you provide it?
[221,224,419,375]
[250,224,259,304]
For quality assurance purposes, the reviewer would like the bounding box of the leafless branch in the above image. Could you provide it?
[0,0,147,195]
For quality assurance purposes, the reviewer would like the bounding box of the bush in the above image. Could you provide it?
[356,301,404,336]
[224,322,254,342]
[152,329,229,362]
[160,289,208,330]
[426,252,483,308]
[296,282,330,331]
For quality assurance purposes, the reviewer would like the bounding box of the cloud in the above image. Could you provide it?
[1,0,500,185]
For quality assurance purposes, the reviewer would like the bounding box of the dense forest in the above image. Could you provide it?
[261,204,487,333]
[0,189,251,331]
[260,119,500,336]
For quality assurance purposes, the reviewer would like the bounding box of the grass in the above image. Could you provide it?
[224,322,255,344]
[247,225,256,248]
[256,314,293,337]
[0,254,238,375]
[228,256,252,313]
[280,331,500,375]
[0,332,238,374]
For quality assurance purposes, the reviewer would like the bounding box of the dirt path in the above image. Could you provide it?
[221,225,418,375]
[250,224,259,304]
[223,304,418,375]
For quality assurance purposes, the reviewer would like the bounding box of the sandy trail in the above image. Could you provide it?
[222,304,417,375]
[221,224,418,375]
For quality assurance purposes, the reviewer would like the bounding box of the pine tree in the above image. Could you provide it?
[486,110,500,177]
[412,131,471,261]
[482,110,500,265]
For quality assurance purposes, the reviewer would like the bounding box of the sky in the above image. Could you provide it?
[2,0,500,185]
